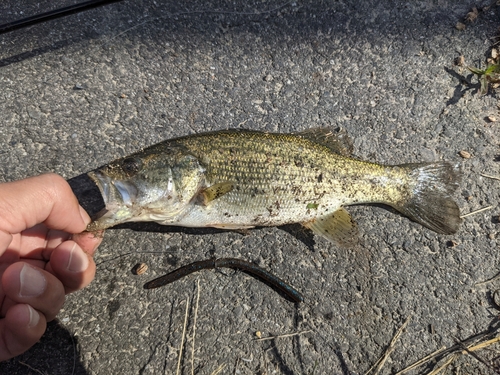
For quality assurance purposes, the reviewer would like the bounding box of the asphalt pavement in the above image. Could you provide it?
[0,0,499,374]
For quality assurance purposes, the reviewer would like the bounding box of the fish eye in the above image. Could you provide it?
[121,157,142,176]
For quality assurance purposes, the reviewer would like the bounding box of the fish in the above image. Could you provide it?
[86,128,461,245]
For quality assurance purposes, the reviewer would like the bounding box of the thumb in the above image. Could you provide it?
[0,304,47,361]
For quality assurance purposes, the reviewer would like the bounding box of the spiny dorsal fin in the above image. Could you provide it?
[295,127,353,156]
[199,182,234,205]
[302,207,358,248]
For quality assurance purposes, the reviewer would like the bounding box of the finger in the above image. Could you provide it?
[47,240,97,293]
[0,304,46,361]
[0,174,90,242]
[8,225,71,260]
[2,263,65,321]
[72,231,104,257]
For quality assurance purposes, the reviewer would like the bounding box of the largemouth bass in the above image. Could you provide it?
[86,128,461,244]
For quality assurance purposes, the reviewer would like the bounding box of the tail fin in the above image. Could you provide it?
[394,162,461,234]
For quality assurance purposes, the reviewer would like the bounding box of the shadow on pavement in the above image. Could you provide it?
[0,320,88,375]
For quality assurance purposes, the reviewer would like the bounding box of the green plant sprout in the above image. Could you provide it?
[468,63,500,95]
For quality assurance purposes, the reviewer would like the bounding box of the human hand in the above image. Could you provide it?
[0,174,103,361]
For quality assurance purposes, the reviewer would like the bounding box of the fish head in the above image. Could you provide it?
[86,143,205,230]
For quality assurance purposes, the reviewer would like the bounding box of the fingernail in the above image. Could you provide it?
[79,206,91,226]
[19,264,46,298]
[66,243,89,273]
[26,305,40,328]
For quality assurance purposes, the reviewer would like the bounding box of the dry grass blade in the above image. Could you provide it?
[18,362,47,375]
[175,299,190,375]
[475,272,500,286]
[395,346,447,374]
[455,338,495,369]
[468,335,500,351]
[365,316,411,375]
[480,173,500,181]
[427,354,457,375]
[191,279,201,375]
[460,205,493,218]
[254,329,313,342]
[397,319,500,374]
[70,331,77,375]
[210,363,226,375]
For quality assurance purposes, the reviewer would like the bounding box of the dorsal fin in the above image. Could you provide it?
[295,127,353,156]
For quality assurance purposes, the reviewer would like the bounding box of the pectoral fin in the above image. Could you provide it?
[302,208,358,248]
[199,182,234,205]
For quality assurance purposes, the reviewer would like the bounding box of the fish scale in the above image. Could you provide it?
[183,134,339,213]
[176,131,388,219]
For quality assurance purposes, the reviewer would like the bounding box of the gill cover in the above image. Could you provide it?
[86,142,206,231]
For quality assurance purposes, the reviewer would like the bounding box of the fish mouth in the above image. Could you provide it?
[87,170,138,225]
[89,171,138,207]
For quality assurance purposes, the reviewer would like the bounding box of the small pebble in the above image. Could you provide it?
[255,331,262,339]
[456,22,466,30]
[454,55,465,66]
[487,115,497,122]
[465,7,478,23]
[429,324,435,335]
[459,150,471,159]
[132,263,148,275]
[493,290,500,309]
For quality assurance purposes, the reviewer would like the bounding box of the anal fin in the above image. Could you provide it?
[302,208,358,248]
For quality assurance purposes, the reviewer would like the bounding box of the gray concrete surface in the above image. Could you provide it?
[0,0,499,374]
